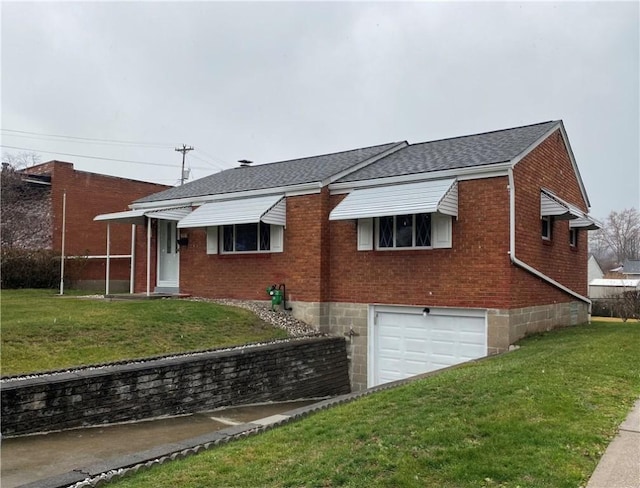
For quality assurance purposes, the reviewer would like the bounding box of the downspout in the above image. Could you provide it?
[507,168,591,322]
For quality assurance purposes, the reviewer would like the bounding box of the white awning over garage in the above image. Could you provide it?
[329,178,458,221]
[177,194,286,229]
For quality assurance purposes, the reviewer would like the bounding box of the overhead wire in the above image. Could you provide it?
[0,128,175,148]
[0,144,210,170]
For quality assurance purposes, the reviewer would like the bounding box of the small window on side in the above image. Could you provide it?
[569,228,578,247]
[542,216,552,240]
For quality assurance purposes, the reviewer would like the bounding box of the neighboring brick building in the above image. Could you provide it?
[10,161,168,291]
[96,121,601,391]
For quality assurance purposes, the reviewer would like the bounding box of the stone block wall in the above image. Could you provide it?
[487,300,588,355]
[1,337,350,437]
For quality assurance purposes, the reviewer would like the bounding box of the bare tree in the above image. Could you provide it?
[590,208,640,266]
[1,152,52,249]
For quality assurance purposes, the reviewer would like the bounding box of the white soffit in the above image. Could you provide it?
[329,178,458,221]
[178,195,285,228]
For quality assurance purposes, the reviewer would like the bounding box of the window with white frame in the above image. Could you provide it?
[357,213,451,251]
[215,222,283,254]
[377,213,432,249]
[541,216,552,240]
[569,228,578,247]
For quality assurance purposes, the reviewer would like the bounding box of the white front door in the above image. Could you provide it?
[369,306,487,387]
[157,220,179,289]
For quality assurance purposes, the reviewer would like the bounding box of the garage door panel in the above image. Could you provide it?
[372,307,486,387]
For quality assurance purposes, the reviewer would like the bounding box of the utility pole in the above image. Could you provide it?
[175,144,194,185]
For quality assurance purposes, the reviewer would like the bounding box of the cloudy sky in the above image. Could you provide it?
[1,1,638,219]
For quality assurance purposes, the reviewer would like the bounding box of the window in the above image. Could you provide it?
[221,223,282,253]
[569,228,578,247]
[541,216,552,240]
[377,213,433,249]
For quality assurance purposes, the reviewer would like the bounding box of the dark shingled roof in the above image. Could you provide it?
[622,260,640,275]
[336,120,559,183]
[136,141,402,203]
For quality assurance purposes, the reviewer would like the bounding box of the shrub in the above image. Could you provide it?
[593,291,640,321]
[1,248,61,289]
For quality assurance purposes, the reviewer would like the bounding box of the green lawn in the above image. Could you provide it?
[0,289,288,375]
[110,321,640,488]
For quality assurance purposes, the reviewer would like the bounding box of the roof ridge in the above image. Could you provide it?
[408,120,559,147]
[232,141,402,169]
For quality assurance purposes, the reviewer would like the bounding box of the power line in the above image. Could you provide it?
[1,128,175,148]
[189,152,227,171]
[0,144,209,170]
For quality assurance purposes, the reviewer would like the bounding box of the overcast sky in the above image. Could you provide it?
[1,1,638,219]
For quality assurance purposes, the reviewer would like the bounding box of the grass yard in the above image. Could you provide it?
[110,321,640,488]
[0,289,288,375]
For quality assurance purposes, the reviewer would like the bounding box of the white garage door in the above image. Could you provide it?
[369,306,487,387]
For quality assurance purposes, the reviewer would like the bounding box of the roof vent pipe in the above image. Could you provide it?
[238,159,253,168]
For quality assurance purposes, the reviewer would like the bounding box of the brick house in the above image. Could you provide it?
[6,161,169,291]
[95,121,601,391]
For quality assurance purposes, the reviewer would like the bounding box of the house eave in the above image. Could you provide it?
[328,162,512,194]
[131,181,323,210]
[510,120,591,209]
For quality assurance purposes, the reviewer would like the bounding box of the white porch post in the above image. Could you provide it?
[58,190,67,295]
[146,217,151,296]
[130,224,136,294]
[105,223,111,296]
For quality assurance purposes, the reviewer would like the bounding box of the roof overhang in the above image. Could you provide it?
[94,206,192,225]
[177,195,286,229]
[94,209,147,225]
[329,178,458,221]
[329,161,511,194]
[511,120,591,209]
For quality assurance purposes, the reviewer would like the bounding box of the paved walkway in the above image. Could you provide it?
[587,398,640,488]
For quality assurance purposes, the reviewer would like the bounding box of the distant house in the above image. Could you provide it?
[589,279,640,299]
[621,260,640,280]
[3,161,168,291]
[588,255,604,283]
[96,120,601,391]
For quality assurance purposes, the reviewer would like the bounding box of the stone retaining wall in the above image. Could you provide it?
[1,337,350,437]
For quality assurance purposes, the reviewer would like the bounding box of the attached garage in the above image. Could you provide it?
[368,305,487,387]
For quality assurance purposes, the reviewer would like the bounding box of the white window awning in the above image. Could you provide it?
[570,215,602,230]
[540,189,583,220]
[329,178,458,221]
[94,209,147,225]
[540,189,601,229]
[177,195,286,229]
[94,206,192,225]
[146,207,192,221]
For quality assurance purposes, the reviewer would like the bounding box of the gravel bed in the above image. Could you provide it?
[189,297,320,337]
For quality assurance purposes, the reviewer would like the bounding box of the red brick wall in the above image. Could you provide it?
[34,161,168,281]
[510,129,589,308]
[174,192,328,302]
[128,129,589,309]
[328,177,513,308]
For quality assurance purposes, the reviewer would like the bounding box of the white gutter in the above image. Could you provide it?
[507,167,591,314]
[131,181,324,211]
[329,161,513,193]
